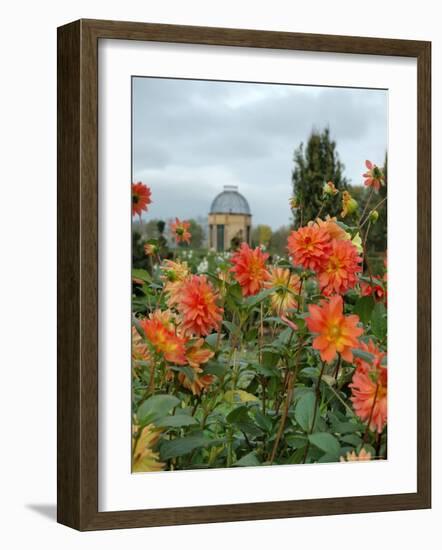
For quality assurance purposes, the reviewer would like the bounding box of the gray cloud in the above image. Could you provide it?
[133,77,387,229]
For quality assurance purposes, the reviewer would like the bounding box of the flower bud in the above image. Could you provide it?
[289,196,299,209]
[341,191,358,218]
[323,181,338,197]
[369,210,379,223]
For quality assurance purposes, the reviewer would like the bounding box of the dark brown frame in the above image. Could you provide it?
[57,19,431,531]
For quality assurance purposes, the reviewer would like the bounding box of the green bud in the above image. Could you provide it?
[369,210,379,223]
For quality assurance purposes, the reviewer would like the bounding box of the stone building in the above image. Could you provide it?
[208,185,252,252]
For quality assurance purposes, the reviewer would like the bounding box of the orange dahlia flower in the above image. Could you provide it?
[363,160,385,191]
[175,275,223,337]
[360,278,386,303]
[266,267,301,314]
[306,295,363,363]
[170,218,191,244]
[350,344,387,433]
[160,259,190,305]
[132,182,152,217]
[311,216,349,242]
[139,310,187,365]
[131,326,151,367]
[317,239,362,296]
[178,339,215,395]
[287,225,332,272]
[230,243,270,297]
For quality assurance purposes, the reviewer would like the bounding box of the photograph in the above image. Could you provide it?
[130,76,388,472]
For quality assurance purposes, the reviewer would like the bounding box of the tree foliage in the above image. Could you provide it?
[292,127,348,227]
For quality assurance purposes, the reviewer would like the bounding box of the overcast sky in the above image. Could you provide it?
[133,77,387,230]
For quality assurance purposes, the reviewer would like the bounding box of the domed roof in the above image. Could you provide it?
[210,185,251,215]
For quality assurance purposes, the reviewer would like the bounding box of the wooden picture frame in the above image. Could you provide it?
[57,19,431,531]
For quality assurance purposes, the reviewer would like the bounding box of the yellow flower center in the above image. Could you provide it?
[328,324,341,341]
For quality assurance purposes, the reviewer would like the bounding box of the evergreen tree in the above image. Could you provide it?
[292,127,347,227]
[366,153,387,253]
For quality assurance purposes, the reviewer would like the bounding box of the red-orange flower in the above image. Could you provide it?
[139,310,187,365]
[350,340,387,433]
[132,182,152,217]
[170,218,191,244]
[287,225,332,271]
[306,295,363,363]
[178,339,215,395]
[175,275,223,336]
[131,326,151,367]
[363,160,385,191]
[160,259,190,306]
[230,243,270,296]
[317,239,362,296]
[360,278,386,302]
[311,216,349,242]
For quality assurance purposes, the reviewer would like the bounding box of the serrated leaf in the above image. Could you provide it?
[205,333,221,348]
[168,365,196,381]
[262,351,280,368]
[233,452,261,467]
[159,435,209,460]
[132,268,151,283]
[224,390,259,404]
[371,302,387,340]
[156,415,198,428]
[137,394,180,425]
[286,435,308,449]
[294,391,316,432]
[244,288,274,307]
[204,360,226,378]
[351,348,375,364]
[253,409,273,432]
[354,295,375,324]
[340,434,362,447]
[332,421,363,434]
[308,432,340,458]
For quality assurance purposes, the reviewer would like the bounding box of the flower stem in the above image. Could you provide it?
[269,342,303,464]
[302,360,326,464]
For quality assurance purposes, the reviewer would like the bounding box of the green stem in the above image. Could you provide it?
[302,360,326,464]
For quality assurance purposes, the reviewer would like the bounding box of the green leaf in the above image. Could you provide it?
[222,320,240,335]
[253,409,273,432]
[340,434,362,447]
[137,394,180,425]
[332,421,363,434]
[159,435,209,460]
[244,288,274,307]
[132,268,151,283]
[204,360,226,378]
[371,302,387,340]
[233,452,261,467]
[156,415,198,428]
[205,333,221,348]
[308,432,340,458]
[354,296,375,324]
[226,405,249,424]
[168,365,196,381]
[351,348,375,364]
[262,351,280,368]
[286,435,308,449]
[294,391,316,432]
[224,390,259,404]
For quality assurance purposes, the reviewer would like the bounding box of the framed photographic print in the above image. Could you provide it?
[57,19,431,530]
